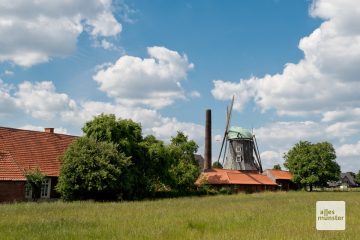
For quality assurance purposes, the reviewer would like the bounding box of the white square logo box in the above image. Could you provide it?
[316,201,345,230]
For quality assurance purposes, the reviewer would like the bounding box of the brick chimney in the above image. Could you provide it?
[204,109,212,170]
[44,128,54,133]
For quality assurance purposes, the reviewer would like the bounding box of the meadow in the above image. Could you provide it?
[0,191,359,240]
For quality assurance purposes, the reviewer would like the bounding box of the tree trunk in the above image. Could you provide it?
[309,184,313,192]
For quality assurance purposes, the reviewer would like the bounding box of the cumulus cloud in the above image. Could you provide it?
[212,0,360,115]
[260,150,284,169]
[322,108,360,122]
[0,80,18,117]
[0,0,122,66]
[254,121,326,149]
[337,141,360,157]
[14,81,76,120]
[325,121,360,139]
[61,100,203,143]
[253,121,328,168]
[93,46,194,109]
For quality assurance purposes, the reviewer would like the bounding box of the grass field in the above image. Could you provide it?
[0,191,359,239]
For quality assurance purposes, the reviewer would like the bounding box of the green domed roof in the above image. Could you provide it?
[228,126,253,139]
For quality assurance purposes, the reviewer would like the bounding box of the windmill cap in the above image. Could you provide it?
[228,126,253,139]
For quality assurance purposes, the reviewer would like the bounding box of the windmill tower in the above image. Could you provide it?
[217,97,263,172]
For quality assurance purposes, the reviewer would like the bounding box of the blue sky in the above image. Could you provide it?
[1,0,360,172]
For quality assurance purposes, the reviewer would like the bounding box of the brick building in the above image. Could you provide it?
[0,127,76,202]
[196,168,278,193]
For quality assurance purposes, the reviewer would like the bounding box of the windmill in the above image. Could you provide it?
[217,96,263,172]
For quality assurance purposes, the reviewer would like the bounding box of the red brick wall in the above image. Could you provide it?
[0,181,26,203]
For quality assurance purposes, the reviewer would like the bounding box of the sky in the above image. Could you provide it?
[1,0,360,172]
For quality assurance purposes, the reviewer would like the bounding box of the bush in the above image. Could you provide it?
[56,137,130,200]
[25,168,45,201]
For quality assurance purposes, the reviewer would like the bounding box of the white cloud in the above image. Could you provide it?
[325,121,360,138]
[14,81,76,120]
[0,80,18,117]
[189,90,201,98]
[260,150,284,170]
[322,108,360,122]
[254,121,325,149]
[0,0,122,66]
[211,79,253,111]
[212,0,360,115]
[337,141,360,158]
[61,100,203,143]
[93,46,194,109]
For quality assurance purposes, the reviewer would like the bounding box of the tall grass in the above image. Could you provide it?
[0,191,359,239]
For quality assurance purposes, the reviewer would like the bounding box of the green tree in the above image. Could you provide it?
[82,114,151,199]
[167,132,200,193]
[355,170,360,184]
[25,168,45,201]
[57,137,130,200]
[82,114,142,157]
[284,141,340,191]
[139,135,171,193]
[273,164,282,170]
[212,161,223,169]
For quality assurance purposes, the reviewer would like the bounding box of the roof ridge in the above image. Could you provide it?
[0,126,78,137]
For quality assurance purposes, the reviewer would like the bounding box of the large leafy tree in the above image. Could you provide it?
[167,132,200,192]
[82,114,150,199]
[57,137,130,200]
[284,141,340,191]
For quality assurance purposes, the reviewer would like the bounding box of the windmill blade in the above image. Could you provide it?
[217,130,227,162]
[221,137,228,166]
[253,135,263,172]
[225,95,235,133]
[217,96,235,162]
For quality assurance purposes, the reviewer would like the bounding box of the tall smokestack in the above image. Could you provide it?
[204,109,212,170]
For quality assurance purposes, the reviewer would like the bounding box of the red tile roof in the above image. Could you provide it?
[0,151,26,181]
[266,170,293,180]
[196,168,277,186]
[0,127,77,181]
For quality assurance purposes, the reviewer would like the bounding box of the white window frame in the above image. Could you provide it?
[40,178,51,199]
[236,155,242,162]
[25,184,32,199]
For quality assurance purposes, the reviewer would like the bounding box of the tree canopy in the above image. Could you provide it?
[273,164,282,170]
[212,161,223,169]
[167,132,200,193]
[355,170,360,185]
[57,114,201,200]
[284,141,340,191]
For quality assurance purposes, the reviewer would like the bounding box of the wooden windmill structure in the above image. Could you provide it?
[217,97,263,172]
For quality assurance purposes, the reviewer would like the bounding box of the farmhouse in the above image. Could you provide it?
[196,168,278,192]
[0,126,76,202]
[262,169,297,190]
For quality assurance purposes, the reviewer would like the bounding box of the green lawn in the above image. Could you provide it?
[0,191,359,239]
